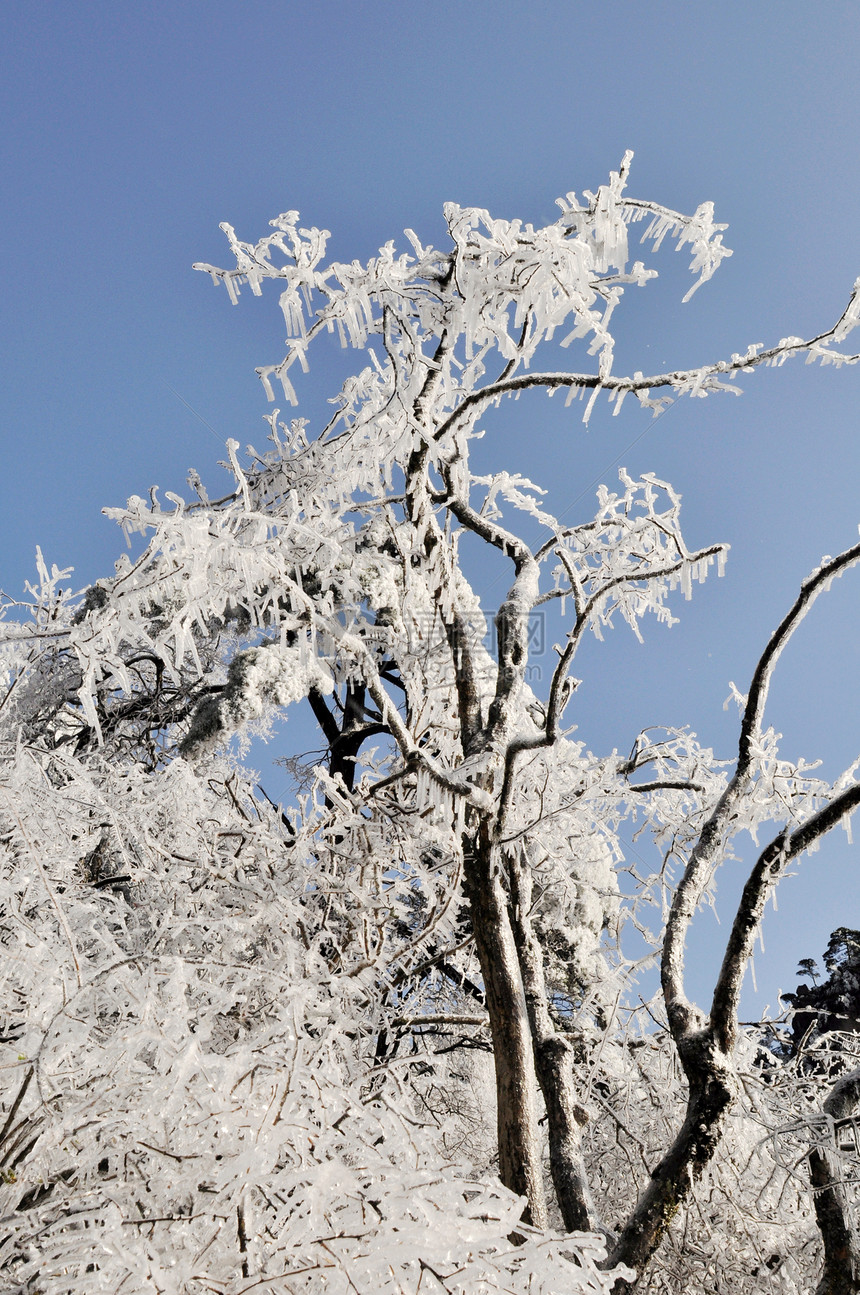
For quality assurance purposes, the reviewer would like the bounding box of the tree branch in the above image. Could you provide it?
[433,288,860,441]
[662,543,860,1036]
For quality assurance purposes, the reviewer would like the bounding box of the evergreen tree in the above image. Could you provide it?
[784,928,860,1057]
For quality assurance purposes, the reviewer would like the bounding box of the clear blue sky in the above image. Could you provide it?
[3,0,860,1014]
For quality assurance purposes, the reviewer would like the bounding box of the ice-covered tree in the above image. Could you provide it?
[3,155,860,1293]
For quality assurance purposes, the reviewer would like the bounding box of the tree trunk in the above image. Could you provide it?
[531,1033,596,1234]
[810,1067,860,1295]
[507,848,600,1234]
[464,823,548,1229]
[605,1032,733,1291]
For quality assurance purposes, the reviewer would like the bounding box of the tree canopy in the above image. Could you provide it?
[2,156,860,1294]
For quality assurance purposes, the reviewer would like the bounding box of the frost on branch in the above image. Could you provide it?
[180,640,333,758]
[195,151,858,429]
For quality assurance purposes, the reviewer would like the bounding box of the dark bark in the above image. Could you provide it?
[328,682,369,792]
[308,682,387,794]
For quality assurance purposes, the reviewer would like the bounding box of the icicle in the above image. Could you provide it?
[583,384,601,426]
[226,439,252,512]
[611,386,629,416]
[258,367,276,402]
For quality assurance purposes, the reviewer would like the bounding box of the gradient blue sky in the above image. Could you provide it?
[3,0,860,1013]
